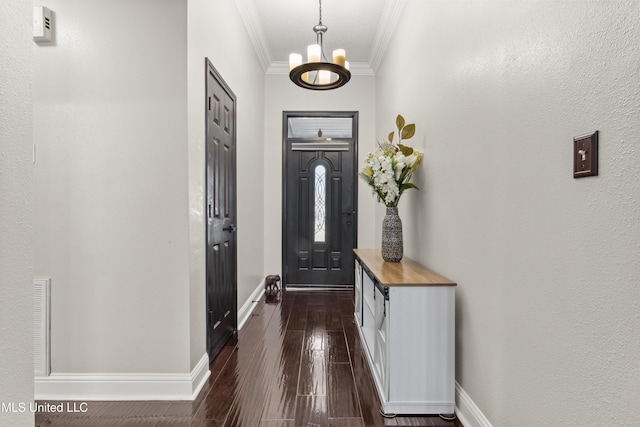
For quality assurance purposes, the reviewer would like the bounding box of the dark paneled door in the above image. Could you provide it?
[283,112,358,287]
[206,59,237,361]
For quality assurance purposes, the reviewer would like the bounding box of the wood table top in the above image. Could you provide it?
[354,248,456,287]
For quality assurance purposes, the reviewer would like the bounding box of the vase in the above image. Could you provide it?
[381,207,403,262]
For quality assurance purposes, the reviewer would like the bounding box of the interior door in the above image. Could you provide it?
[206,59,237,361]
[283,112,358,287]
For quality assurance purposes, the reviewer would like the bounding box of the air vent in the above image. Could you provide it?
[34,277,51,377]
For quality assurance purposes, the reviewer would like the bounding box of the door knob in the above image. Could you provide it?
[223,224,237,232]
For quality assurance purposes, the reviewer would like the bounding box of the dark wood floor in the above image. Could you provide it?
[36,290,463,427]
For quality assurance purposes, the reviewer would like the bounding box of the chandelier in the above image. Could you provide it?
[289,0,351,90]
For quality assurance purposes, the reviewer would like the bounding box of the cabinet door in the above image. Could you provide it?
[354,260,363,325]
[361,270,376,358]
[373,286,388,398]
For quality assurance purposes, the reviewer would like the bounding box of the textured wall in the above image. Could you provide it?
[33,0,191,374]
[376,1,640,426]
[0,0,35,425]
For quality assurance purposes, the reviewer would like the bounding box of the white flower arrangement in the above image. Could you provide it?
[359,115,424,207]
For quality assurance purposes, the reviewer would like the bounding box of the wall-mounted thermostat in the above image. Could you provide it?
[33,6,53,43]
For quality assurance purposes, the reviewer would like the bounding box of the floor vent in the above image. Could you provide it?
[34,277,51,377]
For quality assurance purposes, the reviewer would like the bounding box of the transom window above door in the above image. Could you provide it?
[287,117,353,139]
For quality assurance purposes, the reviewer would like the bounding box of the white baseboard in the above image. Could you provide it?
[455,381,493,427]
[34,353,210,401]
[34,279,268,402]
[190,352,211,398]
[237,279,265,331]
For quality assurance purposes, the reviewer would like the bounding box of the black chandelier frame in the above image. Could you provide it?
[289,62,351,91]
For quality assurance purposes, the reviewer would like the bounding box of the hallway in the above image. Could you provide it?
[35,290,463,426]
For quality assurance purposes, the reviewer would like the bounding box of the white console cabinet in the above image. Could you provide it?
[354,249,456,415]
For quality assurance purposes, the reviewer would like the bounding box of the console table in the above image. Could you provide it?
[353,249,456,415]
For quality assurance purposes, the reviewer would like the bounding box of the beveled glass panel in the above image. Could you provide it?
[314,165,326,243]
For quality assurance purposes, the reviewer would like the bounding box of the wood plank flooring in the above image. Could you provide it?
[35,290,463,427]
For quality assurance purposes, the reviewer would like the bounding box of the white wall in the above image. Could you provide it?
[376,1,640,426]
[263,74,377,276]
[187,0,266,368]
[30,0,266,384]
[0,0,35,424]
[33,0,191,374]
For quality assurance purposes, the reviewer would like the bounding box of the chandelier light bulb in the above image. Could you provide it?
[308,44,321,63]
[289,53,302,71]
[332,49,345,67]
[319,70,331,84]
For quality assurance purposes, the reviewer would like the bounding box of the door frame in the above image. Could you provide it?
[205,58,238,361]
[281,110,359,288]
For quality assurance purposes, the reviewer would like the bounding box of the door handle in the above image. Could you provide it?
[223,224,237,232]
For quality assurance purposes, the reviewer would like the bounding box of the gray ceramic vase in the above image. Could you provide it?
[381,207,403,262]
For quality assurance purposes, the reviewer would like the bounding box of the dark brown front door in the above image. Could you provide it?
[283,112,358,287]
[205,59,237,361]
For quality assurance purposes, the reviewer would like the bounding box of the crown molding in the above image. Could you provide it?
[368,0,406,73]
[234,0,271,72]
[266,61,374,76]
[236,0,404,76]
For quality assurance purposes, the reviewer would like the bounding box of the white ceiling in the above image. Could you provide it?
[235,0,406,75]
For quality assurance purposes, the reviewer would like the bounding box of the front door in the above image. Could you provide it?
[205,59,237,361]
[283,112,358,287]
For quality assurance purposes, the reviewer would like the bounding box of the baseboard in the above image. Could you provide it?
[237,279,265,331]
[34,278,268,402]
[190,352,211,398]
[455,381,493,427]
[34,353,211,401]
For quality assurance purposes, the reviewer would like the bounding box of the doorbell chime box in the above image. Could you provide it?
[33,6,53,43]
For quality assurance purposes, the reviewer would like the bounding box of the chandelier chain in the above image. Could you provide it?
[318,0,322,25]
